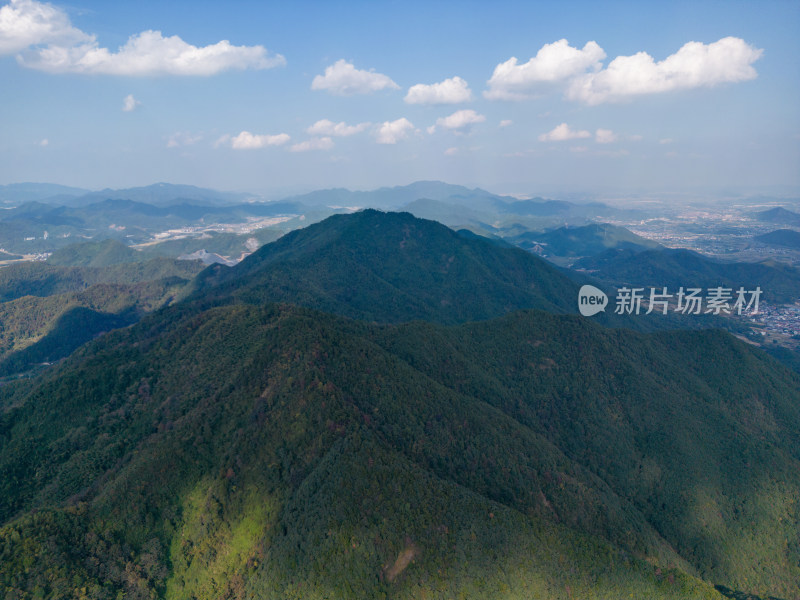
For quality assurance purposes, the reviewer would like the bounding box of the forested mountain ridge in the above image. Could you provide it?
[191,209,578,323]
[0,210,798,599]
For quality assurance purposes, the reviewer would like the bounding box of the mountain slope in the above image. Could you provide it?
[755,228,800,249]
[193,209,579,323]
[575,247,800,304]
[0,301,797,598]
[512,223,662,258]
[47,238,146,267]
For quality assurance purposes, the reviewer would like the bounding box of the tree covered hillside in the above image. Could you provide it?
[0,300,797,599]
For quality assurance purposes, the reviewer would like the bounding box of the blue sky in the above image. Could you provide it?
[0,0,798,198]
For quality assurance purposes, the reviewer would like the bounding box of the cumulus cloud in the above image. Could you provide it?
[122,94,140,112]
[216,131,290,150]
[0,0,89,54]
[290,137,334,152]
[538,123,591,142]
[485,37,762,105]
[39,137,48,146]
[374,118,414,144]
[433,109,485,133]
[444,147,459,156]
[595,128,617,144]
[404,76,471,104]
[485,39,605,100]
[567,37,763,105]
[306,119,370,137]
[499,119,513,128]
[3,1,284,75]
[311,59,399,96]
[19,29,285,75]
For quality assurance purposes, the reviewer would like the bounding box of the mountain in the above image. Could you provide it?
[1,209,799,599]
[192,209,579,323]
[0,301,797,599]
[752,207,800,226]
[0,258,204,303]
[56,183,254,207]
[575,247,800,304]
[755,228,800,249]
[512,223,662,258]
[47,239,146,267]
[0,183,90,205]
[283,180,503,210]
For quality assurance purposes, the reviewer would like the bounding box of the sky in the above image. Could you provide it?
[0,0,798,198]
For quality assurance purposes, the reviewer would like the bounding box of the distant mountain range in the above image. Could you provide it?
[0,182,253,207]
[0,210,797,599]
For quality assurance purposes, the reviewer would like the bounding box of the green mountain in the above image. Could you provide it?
[755,229,800,249]
[192,209,579,323]
[513,223,662,258]
[575,247,800,304]
[47,239,146,267]
[0,258,203,303]
[0,277,194,371]
[1,209,798,599]
[0,301,797,599]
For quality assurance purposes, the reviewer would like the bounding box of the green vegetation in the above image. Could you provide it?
[0,257,203,302]
[0,300,797,598]
[575,247,800,303]
[192,209,578,323]
[0,209,798,599]
[513,223,662,258]
[47,238,147,267]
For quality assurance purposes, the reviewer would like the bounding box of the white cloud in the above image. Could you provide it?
[122,93,140,112]
[311,59,399,96]
[216,131,290,150]
[485,39,605,100]
[570,146,588,153]
[19,29,285,75]
[3,1,284,76]
[0,0,89,54]
[404,76,471,104]
[39,137,48,146]
[567,37,763,105]
[659,138,674,144]
[306,119,370,137]
[538,123,591,142]
[499,119,513,128]
[595,128,617,144]
[374,118,414,144]
[167,131,203,148]
[290,137,334,152]
[444,147,459,156]
[433,109,485,133]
